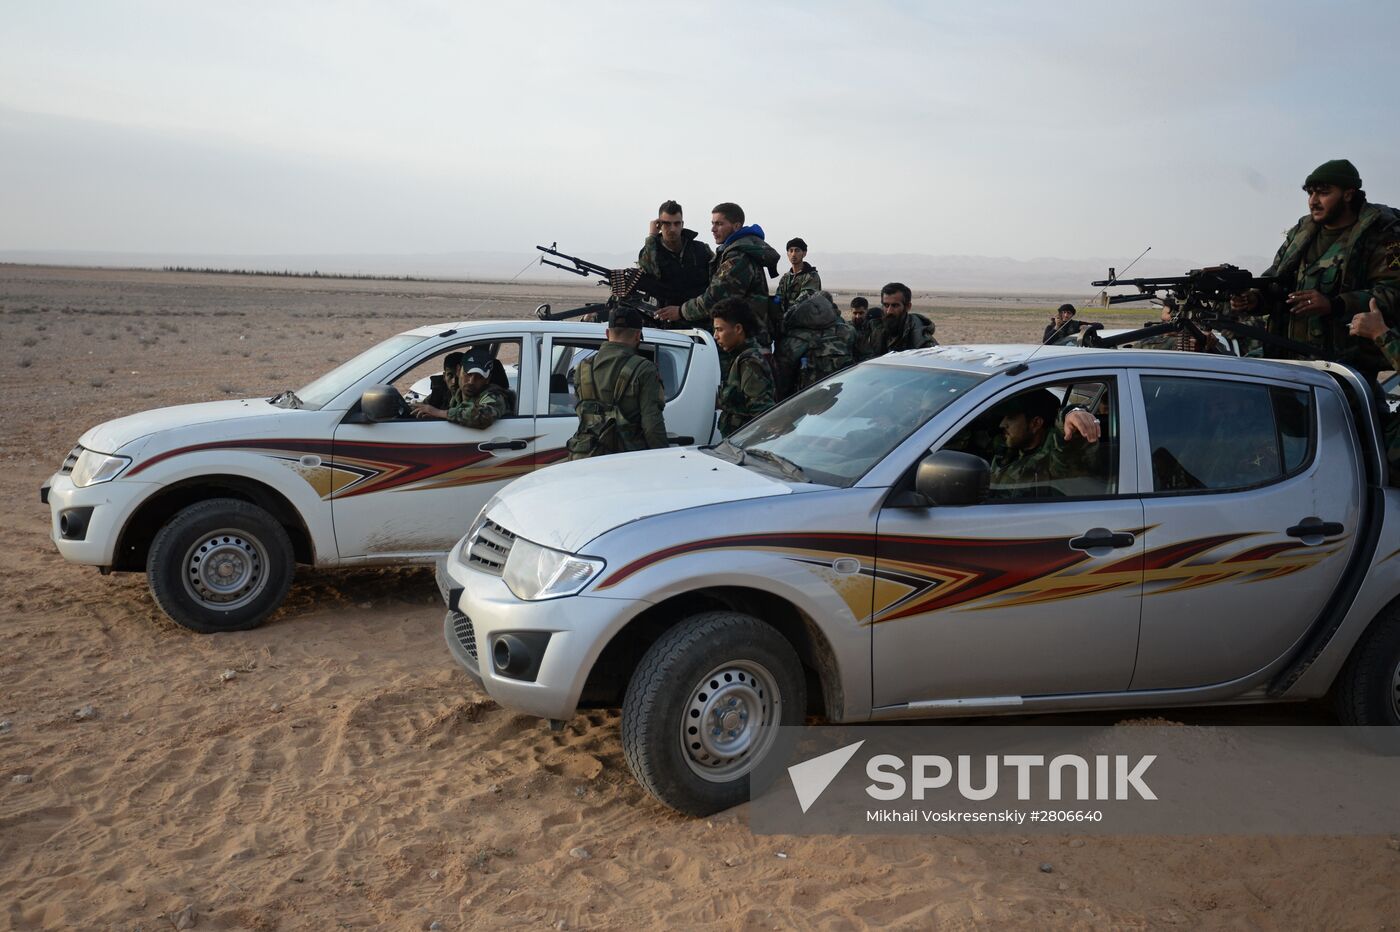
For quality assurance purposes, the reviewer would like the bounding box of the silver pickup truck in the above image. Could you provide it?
[440,344,1400,815]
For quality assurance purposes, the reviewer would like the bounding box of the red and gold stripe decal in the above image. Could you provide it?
[128,437,562,500]
[593,528,1343,622]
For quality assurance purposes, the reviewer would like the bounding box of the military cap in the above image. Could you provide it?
[1304,159,1362,190]
[608,305,646,329]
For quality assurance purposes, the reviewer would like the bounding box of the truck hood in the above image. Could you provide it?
[488,448,795,553]
[80,398,290,454]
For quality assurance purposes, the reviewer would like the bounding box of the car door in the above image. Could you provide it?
[329,334,537,559]
[1127,371,1361,689]
[535,332,712,460]
[871,372,1146,707]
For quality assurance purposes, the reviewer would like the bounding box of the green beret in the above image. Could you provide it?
[1304,159,1362,190]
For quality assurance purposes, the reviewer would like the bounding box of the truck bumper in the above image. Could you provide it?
[437,549,642,721]
[44,473,158,567]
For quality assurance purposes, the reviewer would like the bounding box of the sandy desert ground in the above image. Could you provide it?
[2,264,1398,930]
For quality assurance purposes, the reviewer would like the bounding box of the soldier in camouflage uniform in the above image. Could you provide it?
[849,297,869,331]
[566,305,668,459]
[711,297,775,437]
[988,389,1102,499]
[636,200,714,327]
[654,202,781,346]
[776,238,822,317]
[858,282,937,360]
[412,352,511,429]
[1349,293,1400,476]
[1231,159,1400,379]
[772,291,856,399]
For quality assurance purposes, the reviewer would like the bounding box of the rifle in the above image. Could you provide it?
[534,243,667,326]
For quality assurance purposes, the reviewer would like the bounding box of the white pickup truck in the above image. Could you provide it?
[439,343,1400,814]
[42,320,721,632]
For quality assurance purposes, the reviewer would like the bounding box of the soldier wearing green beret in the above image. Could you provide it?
[1232,159,1400,379]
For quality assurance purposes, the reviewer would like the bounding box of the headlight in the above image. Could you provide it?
[502,537,604,601]
[70,449,131,488]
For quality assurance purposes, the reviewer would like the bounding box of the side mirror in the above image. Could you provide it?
[913,450,989,506]
[360,385,406,423]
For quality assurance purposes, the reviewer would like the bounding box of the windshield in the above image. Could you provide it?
[295,334,425,409]
[723,364,984,486]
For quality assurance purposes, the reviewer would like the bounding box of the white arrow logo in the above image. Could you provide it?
[787,740,865,813]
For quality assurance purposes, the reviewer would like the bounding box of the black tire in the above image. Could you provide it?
[621,611,806,816]
[146,498,295,633]
[1334,607,1400,728]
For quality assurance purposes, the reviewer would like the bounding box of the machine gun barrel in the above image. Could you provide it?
[536,243,612,280]
[1091,275,1193,289]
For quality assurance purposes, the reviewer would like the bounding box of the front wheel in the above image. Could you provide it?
[147,498,295,633]
[621,611,806,816]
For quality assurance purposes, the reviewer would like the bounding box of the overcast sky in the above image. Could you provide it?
[3,0,1397,268]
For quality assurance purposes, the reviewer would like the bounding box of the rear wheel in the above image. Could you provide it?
[1335,607,1400,727]
[621,611,806,816]
[147,498,294,633]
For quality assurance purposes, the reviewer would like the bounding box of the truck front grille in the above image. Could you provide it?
[467,519,516,576]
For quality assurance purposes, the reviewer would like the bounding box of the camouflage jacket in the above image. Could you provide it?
[570,340,668,454]
[772,292,855,398]
[1262,202,1400,372]
[989,427,1100,499]
[776,265,823,314]
[716,339,775,437]
[446,384,510,430]
[679,228,782,346]
[858,311,937,360]
[637,228,713,314]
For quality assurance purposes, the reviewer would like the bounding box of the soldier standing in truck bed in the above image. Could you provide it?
[635,200,714,328]
[1231,159,1400,380]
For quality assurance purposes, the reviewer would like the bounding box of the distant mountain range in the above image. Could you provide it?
[0,248,1274,295]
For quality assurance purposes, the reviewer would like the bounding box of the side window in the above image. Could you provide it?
[547,341,603,415]
[1141,377,1314,493]
[545,341,690,416]
[943,379,1119,500]
[652,344,692,401]
[392,339,523,417]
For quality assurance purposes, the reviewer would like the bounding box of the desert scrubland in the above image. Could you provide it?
[1,264,1396,930]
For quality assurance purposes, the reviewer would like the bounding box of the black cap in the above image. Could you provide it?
[458,350,492,377]
[608,305,646,329]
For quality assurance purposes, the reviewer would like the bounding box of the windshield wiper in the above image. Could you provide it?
[744,448,808,483]
[268,390,304,409]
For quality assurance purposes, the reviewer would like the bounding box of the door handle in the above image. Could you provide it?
[478,440,528,452]
[1285,517,1344,539]
[1069,528,1136,552]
